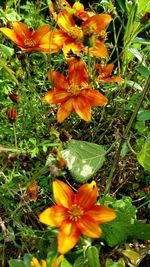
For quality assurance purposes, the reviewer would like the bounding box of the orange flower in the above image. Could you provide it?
[42,60,108,122]
[96,63,123,82]
[0,22,57,53]
[39,180,116,254]
[44,9,112,57]
[48,0,95,21]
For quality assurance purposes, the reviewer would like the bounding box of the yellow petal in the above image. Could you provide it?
[53,179,74,208]
[0,28,23,47]
[58,221,80,254]
[51,255,64,267]
[39,206,67,227]
[57,9,75,32]
[80,89,108,106]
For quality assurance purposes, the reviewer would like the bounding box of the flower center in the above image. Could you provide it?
[83,22,97,38]
[99,72,106,79]
[67,83,80,96]
[68,204,84,221]
[99,30,107,41]
[69,26,83,41]
[24,38,35,48]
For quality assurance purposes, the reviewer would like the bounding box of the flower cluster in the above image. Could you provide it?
[0,0,123,123]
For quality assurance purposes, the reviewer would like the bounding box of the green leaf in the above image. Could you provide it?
[136,65,150,78]
[62,140,106,183]
[126,80,143,91]
[137,133,150,172]
[73,256,89,267]
[86,246,101,267]
[101,197,137,246]
[9,260,26,267]
[61,258,73,267]
[137,109,150,121]
[106,263,124,267]
[0,44,14,58]
[129,221,150,240]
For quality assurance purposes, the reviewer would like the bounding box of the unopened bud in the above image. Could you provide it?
[9,91,19,103]
[7,107,17,122]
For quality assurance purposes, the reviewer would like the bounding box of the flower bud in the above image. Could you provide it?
[9,91,19,103]
[7,107,17,122]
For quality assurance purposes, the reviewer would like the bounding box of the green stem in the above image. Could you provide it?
[13,123,17,148]
[104,75,150,194]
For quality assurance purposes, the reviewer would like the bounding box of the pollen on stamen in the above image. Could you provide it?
[69,26,83,41]
[68,204,84,221]
[24,38,35,48]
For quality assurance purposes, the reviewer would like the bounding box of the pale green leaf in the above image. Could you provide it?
[137,133,150,172]
[62,140,106,183]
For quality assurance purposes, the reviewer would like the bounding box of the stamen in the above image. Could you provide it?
[68,204,84,221]
[83,22,97,38]
[67,84,80,96]
[69,26,83,41]
[24,39,35,48]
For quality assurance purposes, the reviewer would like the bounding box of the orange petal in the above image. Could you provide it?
[48,71,69,90]
[82,14,112,33]
[73,95,91,122]
[0,28,23,47]
[53,179,74,208]
[58,220,80,254]
[76,181,98,210]
[42,90,70,104]
[51,255,64,267]
[42,90,55,104]
[99,76,124,82]
[77,215,102,238]
[68,60,88,85]
[57,98,73,123]
[101,63,114,77]
[39,206,68,227]
[32,25,51,43]
[80,89,108,106]
[87,40,108,58]
[13,21,31,39]
[85,205,117,223]
[57,9,75,32]
[50,30,71,48]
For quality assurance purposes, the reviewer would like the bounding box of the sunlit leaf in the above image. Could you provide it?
[137,132,150,172]
[137,109,150,121]
[62,140,106,183]
[0,44,14,58]
[8,260,26,267]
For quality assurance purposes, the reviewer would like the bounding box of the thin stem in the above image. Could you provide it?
[104,75,150,194]
[13,123,17,148]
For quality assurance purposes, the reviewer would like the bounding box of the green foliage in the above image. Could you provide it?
[62,140,106,183]
[101,196,150,246]
[137,132,150,172]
